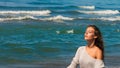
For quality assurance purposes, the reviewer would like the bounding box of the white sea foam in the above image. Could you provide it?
[79,6,95,10]
[56,29,74,34]
[66,29,74,34]
[78,10,119,15]
[87,16,120,21]
[0,10,51,16]
[56,31,60,34]
[98,16,120,21]
[0,15,74,22]
[0,15,37,22]
[1,15,120,22]
[41,15,74,21]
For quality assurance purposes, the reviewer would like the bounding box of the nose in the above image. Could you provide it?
[85,32,88,35]
[84,32,87,36]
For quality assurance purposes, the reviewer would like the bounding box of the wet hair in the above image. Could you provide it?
[87,25,104,60]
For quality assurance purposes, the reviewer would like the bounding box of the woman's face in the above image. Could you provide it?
[84,27,97,41]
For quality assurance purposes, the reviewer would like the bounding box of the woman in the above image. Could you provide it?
[67,25,105,68]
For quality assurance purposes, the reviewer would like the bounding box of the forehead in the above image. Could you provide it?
[86,27,95,32]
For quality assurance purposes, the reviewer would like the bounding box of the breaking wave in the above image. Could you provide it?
[0,15,37,22]
[79,6,95,10]
[81,16,120,21]
[41,15,74,21]
[0,15,74,22]
[0,10,51,16]
[78,10,119,15]
[0,13,120,22]
[97,16,120,21]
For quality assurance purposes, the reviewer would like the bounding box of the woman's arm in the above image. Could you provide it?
[96,48,103,60]
[95,48,105,68]
[67,47,81,68]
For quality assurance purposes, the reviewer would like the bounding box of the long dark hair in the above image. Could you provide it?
[87,25,104,60]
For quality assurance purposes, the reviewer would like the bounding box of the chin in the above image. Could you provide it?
[84,37,88,40]
[84,38,91,41]
[84,38,88,41]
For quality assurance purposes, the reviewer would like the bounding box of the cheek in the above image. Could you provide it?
[88,34,94,37]
[84,33,95,39]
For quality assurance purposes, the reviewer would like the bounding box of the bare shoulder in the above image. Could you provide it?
[95,46,103,60]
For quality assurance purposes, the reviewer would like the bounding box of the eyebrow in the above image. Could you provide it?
[85,30,95,33]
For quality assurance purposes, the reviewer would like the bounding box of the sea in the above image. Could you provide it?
[0,0,120,68]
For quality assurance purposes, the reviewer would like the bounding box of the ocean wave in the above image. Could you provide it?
[78,10,119,15]
[80,16,120,21]
[0,15,74,22]
[79,6,95,10]
[41,15,74,21]
[97,16,120,21]
[78,16,120,21]
[0,15,37,22]
[1,15,120,22]
[0,10,51,16]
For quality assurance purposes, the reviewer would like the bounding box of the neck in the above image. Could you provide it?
[87,39,95,48]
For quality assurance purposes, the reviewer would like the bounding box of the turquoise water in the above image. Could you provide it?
[0,0,120,67]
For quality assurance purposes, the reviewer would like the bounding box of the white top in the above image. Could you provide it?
[67,46,105,68]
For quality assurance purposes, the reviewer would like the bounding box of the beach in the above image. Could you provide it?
[0,0,120,68]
